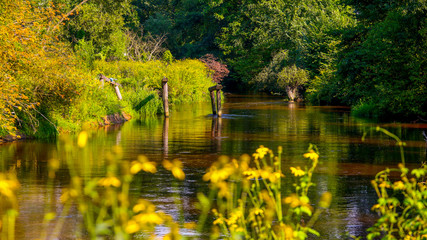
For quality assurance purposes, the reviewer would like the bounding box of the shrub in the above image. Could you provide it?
[199,54,230,83]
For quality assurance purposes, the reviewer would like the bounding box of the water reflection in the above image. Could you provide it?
[0,94,426,239]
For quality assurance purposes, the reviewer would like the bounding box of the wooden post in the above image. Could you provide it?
[216,85,223,117]
[162,77,169,117]
[208,85,217,115]
[208,84,223,116]
[98,74,122,100]
[114,85,122,100]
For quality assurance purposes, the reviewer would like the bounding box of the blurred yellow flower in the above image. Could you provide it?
[280,223,294,240]
[98,176,121,187]
[303,150,319,161]
[163,159,185,180]
[77,131,88,148]
[203,164,234,183]
[393,181,405,190]
[0,173,20,199]
[125,220,140,234]
[133,212,164,225]
[252,145,270,160]
[290,167,305,177]
[243,169,259,180]
[131,155,157,174]
[283,194,301,208]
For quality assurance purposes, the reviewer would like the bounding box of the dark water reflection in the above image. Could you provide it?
[1,94,426,239]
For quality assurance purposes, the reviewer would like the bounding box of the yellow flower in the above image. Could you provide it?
[280,223,294,240]
[183,222,197,230]
[243,169,259,180]
[213,217,224,225]
[203,164,234,183]
[0,173,20,199]
[393,181,405,190]
[218,181,230,198]
[253,145,270,160]
[163,159,185,180]
[98,176,121,187]
[283,194,301,208]
[290,167,305,177]
[125,220,140,234]
[133,212,164,225]
[319,192,332,208]
[303,150,319,161]
[131,155,157,174]
[77,131,88,148]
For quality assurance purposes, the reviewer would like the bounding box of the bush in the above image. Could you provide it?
[94,59,213,107]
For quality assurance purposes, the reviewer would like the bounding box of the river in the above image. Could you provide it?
[1,94,426,239]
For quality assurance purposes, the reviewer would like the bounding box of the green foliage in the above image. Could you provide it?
[365,127,427,239]
[278,65,309,101]
[333,1,427,119]
[75,39,95,69]
[162,50,174,64]
[60,0,137,60]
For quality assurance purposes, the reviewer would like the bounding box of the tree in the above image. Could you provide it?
[278,65,309,101]
[335,0,427,119]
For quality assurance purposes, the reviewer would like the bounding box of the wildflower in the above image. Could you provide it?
[253,145,270,160]
[283,194,301,208]
[133,199,156,213]
[130,155,157,174]
[0,173,20,199]
[163,159,185,180]
[303,150,319,161]
[218,181,230,198]
[379,181,391,189]
[280,223,294,240]
[98,176,121,187]
[251,208,264,216]
[319,192,332,208]
[243,169,259,180]
[133,212,164,225]
[203,164,234,183]
[183,222,197,230]
[213,217,224,225]
[125,220,140,234]
[393,181,405,190]
[290,167,305,177]
[226,210,242,226]
[77,131,88,148]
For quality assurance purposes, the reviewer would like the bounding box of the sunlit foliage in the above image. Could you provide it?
[0,0,91,136]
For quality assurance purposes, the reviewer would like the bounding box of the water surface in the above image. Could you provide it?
[1,94,426,239]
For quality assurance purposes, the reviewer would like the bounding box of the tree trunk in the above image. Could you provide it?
[286,86,297,102]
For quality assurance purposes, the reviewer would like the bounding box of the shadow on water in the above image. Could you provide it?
[1,94,426,239]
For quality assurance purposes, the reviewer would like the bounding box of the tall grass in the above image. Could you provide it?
[94,59,213,107]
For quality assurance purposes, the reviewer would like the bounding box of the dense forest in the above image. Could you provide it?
[1,0,426,137]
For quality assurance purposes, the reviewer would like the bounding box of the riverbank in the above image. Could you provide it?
[1,59,214,141]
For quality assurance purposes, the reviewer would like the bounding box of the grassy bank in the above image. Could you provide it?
[1,58,214,139]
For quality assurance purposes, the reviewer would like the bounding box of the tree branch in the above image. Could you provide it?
[49,0,90,32]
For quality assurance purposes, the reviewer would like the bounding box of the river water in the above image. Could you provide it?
[1,94,426,239]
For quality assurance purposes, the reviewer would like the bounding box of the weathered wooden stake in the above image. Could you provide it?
[210,90,217,115]
[162,77,169,117]
[216,86,222,117]
[208,84,223,116]
[98,74,122,100]
[114,85,122,101]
